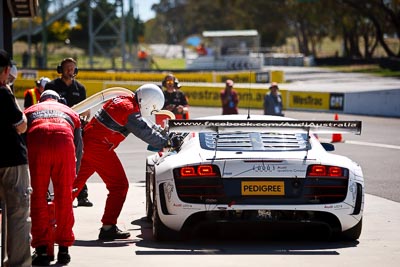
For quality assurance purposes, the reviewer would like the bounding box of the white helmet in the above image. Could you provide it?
[7,64,17,85]
[40,90,60,102]
[135,83,164,116]
[37,77,51,88]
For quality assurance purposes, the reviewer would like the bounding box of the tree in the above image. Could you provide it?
[340,0,400,57]
[149,0,290,47]
[70,0,120,51]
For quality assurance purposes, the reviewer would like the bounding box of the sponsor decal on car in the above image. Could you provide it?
[241,181,285,196]
[169,120,362,134]
[165,182,174,201]
[252,164,276,172]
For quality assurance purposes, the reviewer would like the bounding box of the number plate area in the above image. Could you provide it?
[241,181,285,196]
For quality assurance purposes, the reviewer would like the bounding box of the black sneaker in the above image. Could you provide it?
[57,252,71,265]
[77,198,93,207]
[32,246,50,266]
[98,225,131,240]
[57,246,71,265]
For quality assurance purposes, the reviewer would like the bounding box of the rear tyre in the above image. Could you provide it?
[341,218,363,241]
[152,198,179,241]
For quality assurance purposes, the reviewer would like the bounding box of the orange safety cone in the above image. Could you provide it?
[331,113,343,143]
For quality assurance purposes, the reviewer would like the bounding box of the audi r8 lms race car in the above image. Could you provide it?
[145,115,364,241]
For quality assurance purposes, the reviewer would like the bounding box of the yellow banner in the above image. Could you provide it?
[13,69,331,113]
[31,70,257,84]
[288,91,330,110]
[183,86,285,109]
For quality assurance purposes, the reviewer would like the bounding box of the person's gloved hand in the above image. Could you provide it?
[79,115,89,128]
[168,133,184,148]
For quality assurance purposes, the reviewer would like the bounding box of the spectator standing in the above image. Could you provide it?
[0,49,32,267]
[162,73,189,119]
[220,79,239,115]
[22,51,30,68]
[196,43,208,56]
[72,84,181,240]
[137,48,149,69]
[23,76,51,109]
[25,90,82,265]
[264,82,284,116]
[45,57,93,207]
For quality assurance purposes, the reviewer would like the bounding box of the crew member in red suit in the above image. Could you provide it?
[73,83,181,240]
[25,90,82,266]
[45,57,93,207]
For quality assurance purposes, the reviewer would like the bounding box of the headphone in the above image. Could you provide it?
[57,58,78,75]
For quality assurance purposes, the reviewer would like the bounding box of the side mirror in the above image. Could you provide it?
[147,145,160,152]
[321,142,335,151]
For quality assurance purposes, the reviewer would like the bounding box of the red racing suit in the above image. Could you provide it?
[73,95,168,225]
[25,99,82,248]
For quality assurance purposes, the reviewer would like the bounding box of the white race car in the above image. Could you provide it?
[145,115,364,241]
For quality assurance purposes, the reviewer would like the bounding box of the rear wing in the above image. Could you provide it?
[168,119,362,135]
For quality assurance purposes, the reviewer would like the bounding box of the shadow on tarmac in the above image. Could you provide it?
[73,239,137,248]
[130,216,359,256]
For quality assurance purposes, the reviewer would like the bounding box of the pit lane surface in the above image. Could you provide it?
[72,107,400,267]
[15,101,400,266]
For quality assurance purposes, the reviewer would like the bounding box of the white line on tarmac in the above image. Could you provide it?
[319,138,400,150]
[344,140,400,150]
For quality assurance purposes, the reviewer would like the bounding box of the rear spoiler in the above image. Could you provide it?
[168,119,362,135]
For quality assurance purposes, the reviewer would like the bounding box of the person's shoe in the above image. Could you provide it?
[77,198,93,207]
[57,246,71,265]
[32,246,51,266]
[98,225,131,240]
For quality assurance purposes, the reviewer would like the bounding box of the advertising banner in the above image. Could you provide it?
[288,91,330,111]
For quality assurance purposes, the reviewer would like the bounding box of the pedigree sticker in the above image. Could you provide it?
[288,91,330,110]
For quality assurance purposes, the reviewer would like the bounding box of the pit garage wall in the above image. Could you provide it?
[12,70,400,117]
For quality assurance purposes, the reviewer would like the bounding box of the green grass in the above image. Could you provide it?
[325,64,400,78]
[12,53,186,71]
[151,57,186,70]
[11,41,399,77]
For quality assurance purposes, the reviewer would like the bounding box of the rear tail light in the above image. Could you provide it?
[180,166,196,177]
[304,164,349,203]
[174,164,224,203]
[308,165,327,176]
[328,166,343,177]
[307,164,345,177]
[176,165,219,178]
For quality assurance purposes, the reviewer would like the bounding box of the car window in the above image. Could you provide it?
[199,132,310,151]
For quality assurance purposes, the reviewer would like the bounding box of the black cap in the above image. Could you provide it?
[0,49,12,67]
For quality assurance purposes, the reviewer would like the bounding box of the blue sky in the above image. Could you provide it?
[127,0,159,22]
[51,1,159,24]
